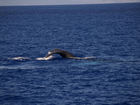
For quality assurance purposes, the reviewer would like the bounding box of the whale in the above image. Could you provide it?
[45,49,95,60]
[9,49,95,61]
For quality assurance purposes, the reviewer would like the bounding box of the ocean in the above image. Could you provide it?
[0,3,140,105]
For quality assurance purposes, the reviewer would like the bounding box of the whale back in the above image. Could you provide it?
[46,49,75,58]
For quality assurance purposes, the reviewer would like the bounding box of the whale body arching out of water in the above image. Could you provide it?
[10,49,95,61]
[44,49,94,60]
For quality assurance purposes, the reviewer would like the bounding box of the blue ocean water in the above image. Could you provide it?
[0,3,140,105]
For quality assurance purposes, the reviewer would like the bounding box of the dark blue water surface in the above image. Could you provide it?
[0,3,140,105]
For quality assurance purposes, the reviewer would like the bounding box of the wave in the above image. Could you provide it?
[0,65,49,70]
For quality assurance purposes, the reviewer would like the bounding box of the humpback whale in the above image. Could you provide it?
[9,49,94,61]
[45,49,94,60]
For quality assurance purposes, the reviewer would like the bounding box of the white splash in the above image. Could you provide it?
[8,57,30,60]
[36,55,54,60]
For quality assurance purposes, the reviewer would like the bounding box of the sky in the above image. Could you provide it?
[0,0,140,6]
